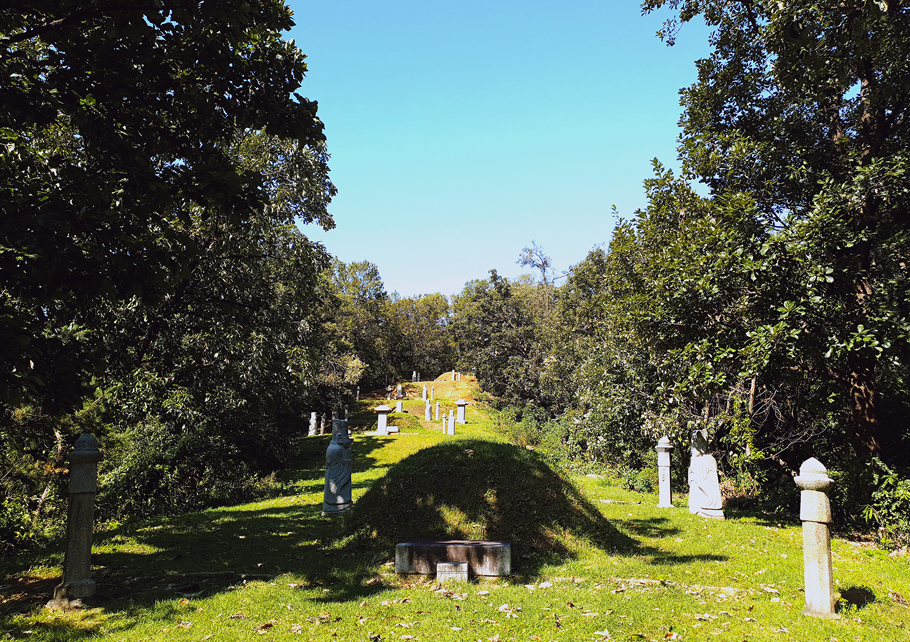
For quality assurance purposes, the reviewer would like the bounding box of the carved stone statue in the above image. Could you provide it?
[323,431,353,515]
[688,429,724,519]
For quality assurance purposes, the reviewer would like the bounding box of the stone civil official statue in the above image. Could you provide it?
[687,429,725,519]
[323,431,353,515]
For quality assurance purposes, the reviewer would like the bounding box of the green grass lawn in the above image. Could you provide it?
[2,393,909,641]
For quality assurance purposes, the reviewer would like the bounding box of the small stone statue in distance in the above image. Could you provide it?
[687,429,725,519]
[323,431,353,514]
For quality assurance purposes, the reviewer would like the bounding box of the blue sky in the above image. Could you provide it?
[285,1,711,296]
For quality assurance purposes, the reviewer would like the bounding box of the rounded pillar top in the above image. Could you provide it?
[795,457,834,493]
[374,404,391,412]
[68,434,103,466]
[656,436,673,452]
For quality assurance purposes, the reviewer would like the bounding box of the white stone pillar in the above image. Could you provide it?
[451,370,455,381]
[795,458,839,619]
[395,400,403,413]
[435,401,440,421]
[448,410,455,434]
[308,412,317,437]
[52,435,103,603]
[375,405,391,435]
[442,414,448,434]
[656,436,673,508]
[356,386,360,401]
[430,386,434,401]
[425,399,431,421]
[422,384,427,400]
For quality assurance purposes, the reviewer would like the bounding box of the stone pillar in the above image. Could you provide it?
[395,400,403,413]
[455,399,467,424]
[320,413,327,435]
[344,405,349,421]
[425,399,431,421]
[448,410,455,435]
[457,372,461,381]
[422,384,427,400]
[656,436,673,508]
[52,434,103,603]
[430,386,434,401]
[375,405,391,435]
[435,401,440,421]
[451,370,455,381]
[442,414,448,434]
[795,458,839,619]
[308,412,317,437]
[412,370,417,382]
[356,386,360,401]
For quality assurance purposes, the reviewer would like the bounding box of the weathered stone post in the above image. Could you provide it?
[442,414,448,434]
[422,384,427,400]
[425,399,431,421]
[412,370,417,382]
[320,412,327,435]
[395,400,403,413]
[52,434,103,603]
[430,386,434,401]
[448,410,455,435]
[356,385,360,401]
[308,412,317,437]
[451,370,455,381]
[795,458,839,619]
[435,401,440,421]
[656,436,673,508]
[375,405,391,435]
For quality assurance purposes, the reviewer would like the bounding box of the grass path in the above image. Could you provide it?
[2,380,909,641]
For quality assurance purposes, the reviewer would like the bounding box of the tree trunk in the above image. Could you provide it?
[848,355,881,458]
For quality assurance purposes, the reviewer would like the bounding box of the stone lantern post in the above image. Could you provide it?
[795,458,839,619]
[52,434,103,603]
[455,399,468,424]
[656,436,673,508]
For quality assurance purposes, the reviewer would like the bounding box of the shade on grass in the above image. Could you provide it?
[344,438,636,567]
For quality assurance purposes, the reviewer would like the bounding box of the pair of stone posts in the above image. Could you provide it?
[49,434,103,607]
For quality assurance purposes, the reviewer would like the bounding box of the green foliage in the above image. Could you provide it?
[862,460,910,550]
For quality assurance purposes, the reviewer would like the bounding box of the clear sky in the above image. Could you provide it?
[285,1,711,296]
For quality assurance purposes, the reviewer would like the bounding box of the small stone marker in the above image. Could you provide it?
[457,372,461,381]
[375,404,391,435]
[656,436,673,508]
[451,369,455,381]
[396,383,403,399]
[422,384,427,400]
[356,385,360,401]
[396,400,403,413]
[437,561,469,583]
[430,386,434,401]
[448,410,455,435]
[323,431,353,515]
[412,370,417,382]
[442,414,448,434]
[435,401,440,421]
[687,429,724,519]
[455,399,467,424]
[424,399,431,421]
[795,458,839,619]
[320,412,327,436]
[344,405,349,421]
[308,412,317,437]
[50,434,103,606]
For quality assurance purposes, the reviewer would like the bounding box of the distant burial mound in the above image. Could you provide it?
[346,439,634,562]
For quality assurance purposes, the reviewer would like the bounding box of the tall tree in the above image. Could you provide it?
[641,0,910,460]
[1,0,327,412]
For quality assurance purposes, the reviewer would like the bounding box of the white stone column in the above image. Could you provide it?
[430,386,434,401]
[356,386,360,401]
[435,401,440,421]
[795,458,839,619]
[422,384,427,400]
[395,400,403,413]
[656,436,673,508]
[425,399,431,421]
[308,412,317,437]
[448,410,455,434]
[442,414,448,434]
[52,435,103,603]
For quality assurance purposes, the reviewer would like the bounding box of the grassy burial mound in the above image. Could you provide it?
[344,438,635,566]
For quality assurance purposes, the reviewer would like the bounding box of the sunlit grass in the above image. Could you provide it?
[2,395,909,641]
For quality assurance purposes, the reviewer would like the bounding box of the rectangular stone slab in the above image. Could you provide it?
[395,540,511,576]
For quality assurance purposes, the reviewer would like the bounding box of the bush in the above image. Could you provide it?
[863,460,910,550]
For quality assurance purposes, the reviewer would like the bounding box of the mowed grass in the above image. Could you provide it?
[2,388,909,641]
